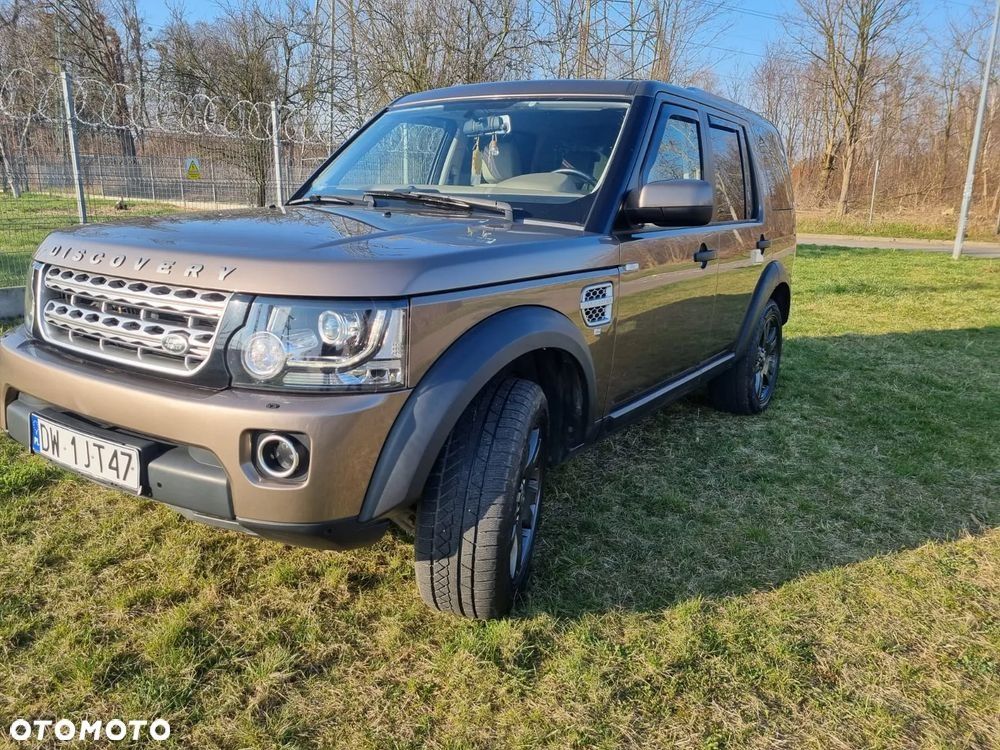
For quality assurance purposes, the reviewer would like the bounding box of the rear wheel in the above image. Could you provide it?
[414,377,547,619]
[709,299,783,414]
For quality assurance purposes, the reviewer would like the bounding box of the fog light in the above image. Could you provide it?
[255,433,304,479]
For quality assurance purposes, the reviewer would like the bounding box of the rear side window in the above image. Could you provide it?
[752,123,794,210]
[709,123,749,222]
[644,110,702,183]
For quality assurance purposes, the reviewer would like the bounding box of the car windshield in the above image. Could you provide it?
[303,98,631,225]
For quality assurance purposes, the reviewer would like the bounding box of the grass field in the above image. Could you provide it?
[797,211,999,243]
[0,192,178,287]
[0,247,998,748]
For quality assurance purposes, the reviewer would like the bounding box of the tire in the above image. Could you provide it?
[709,299,783,415]
[414,377,548,619]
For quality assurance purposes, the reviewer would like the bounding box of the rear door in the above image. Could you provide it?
[703,113,766,352]
[608,100,724,408]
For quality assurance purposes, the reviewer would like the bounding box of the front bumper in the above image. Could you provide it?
[0,327,410,549]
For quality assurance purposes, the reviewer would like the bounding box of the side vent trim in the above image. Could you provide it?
[580,282,613,328]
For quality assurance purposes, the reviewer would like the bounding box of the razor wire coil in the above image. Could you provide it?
[0,68,355,145]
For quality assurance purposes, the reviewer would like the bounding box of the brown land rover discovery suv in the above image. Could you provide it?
[1,80,794,619]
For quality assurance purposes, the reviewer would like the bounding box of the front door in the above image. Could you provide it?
[608,102,724,408]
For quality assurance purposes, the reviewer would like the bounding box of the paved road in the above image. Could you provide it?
[799,233,1000,258]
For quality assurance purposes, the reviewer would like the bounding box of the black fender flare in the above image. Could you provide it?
[359,305,597,521]
[734,260,791,357]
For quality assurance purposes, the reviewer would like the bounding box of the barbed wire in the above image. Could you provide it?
[0,68,355,145]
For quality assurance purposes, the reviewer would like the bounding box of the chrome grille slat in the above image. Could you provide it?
[43,300,214,358]
[39,264,231,376]
[45,271,228,317]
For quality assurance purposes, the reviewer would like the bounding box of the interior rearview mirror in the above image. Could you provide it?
[624,179,714,227]
[462,114,512,138]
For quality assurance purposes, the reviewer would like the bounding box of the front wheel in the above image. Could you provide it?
[414,377,547,619]
[709,299,783,414]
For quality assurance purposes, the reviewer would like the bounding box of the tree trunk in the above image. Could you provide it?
[940,108,953,200]
[820,138,838,200]
[577,0,592,78]
[836,140,856,217]
[0,135,21,198]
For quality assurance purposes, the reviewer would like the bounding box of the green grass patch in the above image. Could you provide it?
[0,192,179,287]
[798,213,999,242]
[0,247,998,748]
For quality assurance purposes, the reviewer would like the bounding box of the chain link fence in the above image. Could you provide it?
[0,69,338,288]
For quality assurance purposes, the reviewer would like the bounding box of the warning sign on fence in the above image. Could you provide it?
[184,157,201,180]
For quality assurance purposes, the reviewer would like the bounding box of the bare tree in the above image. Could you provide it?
[794,0,915,215]
[747,47,806,159]
[108,0,147,124]
[46,0,140,158]
[155,0,318,204]
[0,0,58,196]
[648,0,728,83]
[346,0,534,109]
[0,0,26,195]
[4,0,999,227]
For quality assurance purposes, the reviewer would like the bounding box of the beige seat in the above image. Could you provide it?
[482,141,580,193]
[481,144,522,183]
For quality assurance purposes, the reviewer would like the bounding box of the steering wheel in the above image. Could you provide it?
[551,168,597,190]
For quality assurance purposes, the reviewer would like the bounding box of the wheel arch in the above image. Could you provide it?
[358,305,597,522]
[734,260,791,356]
[500,347,588,463]
[770,281,791,323]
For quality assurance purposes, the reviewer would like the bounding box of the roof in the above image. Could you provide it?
[392,79,766,125]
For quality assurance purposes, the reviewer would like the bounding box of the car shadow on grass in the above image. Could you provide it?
[524,326,999,617]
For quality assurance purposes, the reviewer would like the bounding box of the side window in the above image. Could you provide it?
[709,123,749,222]
[644,109,702,184]
[753,124,793,210]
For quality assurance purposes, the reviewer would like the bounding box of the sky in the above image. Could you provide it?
[134,0,992,89]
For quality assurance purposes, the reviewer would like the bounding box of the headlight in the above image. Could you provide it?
[23,261,41,335]
[227,297,406,391]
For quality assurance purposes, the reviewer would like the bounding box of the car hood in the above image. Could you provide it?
[34,206,614,296]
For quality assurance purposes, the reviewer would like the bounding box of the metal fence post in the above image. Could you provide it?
[271,101,284,206]
[178,157,186,207]
[954,0,1000,259]
[209,157,219,207]
[867,159,880,225]
[59,71,87,224]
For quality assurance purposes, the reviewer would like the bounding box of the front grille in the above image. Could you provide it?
[38,264,232,376]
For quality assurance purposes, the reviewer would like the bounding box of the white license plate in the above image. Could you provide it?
[30,414,141,493]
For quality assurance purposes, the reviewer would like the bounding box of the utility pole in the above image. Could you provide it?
[953,0,1000,260]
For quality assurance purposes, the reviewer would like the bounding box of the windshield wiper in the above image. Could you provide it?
[286,193,359,206]
[363,189,513,220]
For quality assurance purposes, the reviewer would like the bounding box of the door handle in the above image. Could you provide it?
[693,245,718,269]
[756,235,772,252]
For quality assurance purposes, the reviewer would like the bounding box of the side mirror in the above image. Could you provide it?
[623,179,714,227]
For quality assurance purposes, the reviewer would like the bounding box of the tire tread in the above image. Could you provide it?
[415,377,546,619]
[708,299,782,415]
